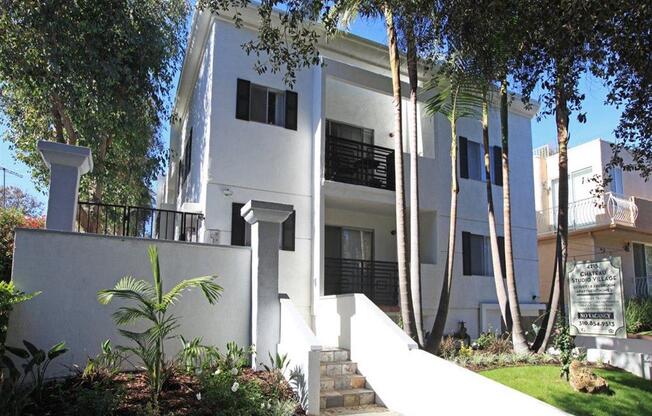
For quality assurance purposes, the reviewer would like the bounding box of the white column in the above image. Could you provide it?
[38,141,93,232]
[241,200,293,368]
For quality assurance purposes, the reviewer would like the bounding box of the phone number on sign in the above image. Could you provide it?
[577,320,615,327]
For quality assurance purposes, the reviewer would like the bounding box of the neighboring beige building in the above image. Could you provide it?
[533,138,652,301]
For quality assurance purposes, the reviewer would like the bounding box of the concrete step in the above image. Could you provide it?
[321,374,367,391]
[321,360,358,376]
[321,405,400,415]
[320,347,350,362]
[320,388,376,409]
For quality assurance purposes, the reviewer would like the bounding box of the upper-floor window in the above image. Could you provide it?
[326,119,374,145]
[182,127,192,185]
[459,137,502,186]
[462,231,505,277]
[235,78,298,130]
[610,167,624,195]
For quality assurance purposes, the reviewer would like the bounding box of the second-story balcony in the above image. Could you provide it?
[536,192,639,235]
[324,257,399,306]
[325,135,395,191]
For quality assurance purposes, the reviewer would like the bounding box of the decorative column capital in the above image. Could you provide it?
[241,200,293,225]
[38,141,93,174]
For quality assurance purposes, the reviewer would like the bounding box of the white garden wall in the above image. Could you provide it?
[8,229,251,377]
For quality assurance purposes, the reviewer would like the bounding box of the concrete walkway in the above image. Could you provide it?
[321,405,402,415]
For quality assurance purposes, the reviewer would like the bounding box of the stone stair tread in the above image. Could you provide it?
[320,388,375,397]
[321,405,398,415]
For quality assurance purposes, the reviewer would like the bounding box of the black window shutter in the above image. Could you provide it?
[236,79,250,120]
[462,231,472,275]
[281,211,296,251]
[231,203,246,246]
[459,136,469,179]
[498,236,506,278]
[493,146,503,186]
[285,90,298,130]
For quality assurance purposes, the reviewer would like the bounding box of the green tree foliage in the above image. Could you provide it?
[0,1,189,205]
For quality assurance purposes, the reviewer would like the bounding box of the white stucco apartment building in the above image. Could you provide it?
[156,7,543,338]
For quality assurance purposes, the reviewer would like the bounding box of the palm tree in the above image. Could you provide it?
[98,245,222,404]
[384,5,416,338]
[406,21,425,346]
[333,0,417,338]
[480,89,511,331]
[499,79,529,353]
[424,56,483,352]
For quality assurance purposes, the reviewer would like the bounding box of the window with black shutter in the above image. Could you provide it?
[462,231,504,276]
[235,78,297,130]
[231,202,295,250]
[182,128,192,184]
[493,146,503,186]
[281,211,296,251]
[460,137,502,186]
[459,137,469,179]
[231,203,248,246]
[285,90,298,130]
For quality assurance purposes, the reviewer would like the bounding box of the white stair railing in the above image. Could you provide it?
[606,192,639,226]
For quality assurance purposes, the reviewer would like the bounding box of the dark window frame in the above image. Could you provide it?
[235,78,297,130]
[462,231,506,277]
[459,136,503,186]
[231,202,295,251]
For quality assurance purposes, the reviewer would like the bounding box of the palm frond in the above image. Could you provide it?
[112,305,157,326]
[146,315,179,344]
[160,276,223,309]
[148,246,163,305]
[97,276,153,305]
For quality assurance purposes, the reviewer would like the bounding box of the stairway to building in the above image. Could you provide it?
[319,347,397,415]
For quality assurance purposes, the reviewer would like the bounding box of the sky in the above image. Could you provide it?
[0,13,623,205]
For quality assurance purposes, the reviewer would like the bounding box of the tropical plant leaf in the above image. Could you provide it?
[112,305,156,326]
[5,345,29,359]
[97,276,153,305]
[47,342,68,360]
[161,276,222,308]
[149,246,163,305]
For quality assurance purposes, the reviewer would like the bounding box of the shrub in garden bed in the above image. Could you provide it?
[625,297,652,334]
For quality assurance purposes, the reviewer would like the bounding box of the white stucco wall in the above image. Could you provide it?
[8,229,251,376]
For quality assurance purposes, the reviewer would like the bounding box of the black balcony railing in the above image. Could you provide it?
[325,136,395,191]
[324,257,398,306]
[77,201,204,242]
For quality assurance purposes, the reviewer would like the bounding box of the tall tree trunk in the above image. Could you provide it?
[384,6,416,338]
[425,90,460,353]
[534,72,570,353]
[482,90,511,330]
[500,80,529,353]
[51,101,65,143]
[406,26,424,346]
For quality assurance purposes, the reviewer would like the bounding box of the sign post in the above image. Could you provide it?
[567,257,626,338]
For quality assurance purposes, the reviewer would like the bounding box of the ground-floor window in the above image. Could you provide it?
[462,231,506,277]
[633,243,652,297]
[231,202,295,251]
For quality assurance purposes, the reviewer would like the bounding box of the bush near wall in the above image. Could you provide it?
[625,298,652,334]
[0,208,45,281]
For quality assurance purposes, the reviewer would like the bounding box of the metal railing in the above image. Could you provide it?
[325,135,395,191]
[77,201,204,242]
[635,277,650,298]
[324,257,398,306]
[536,192,638,235]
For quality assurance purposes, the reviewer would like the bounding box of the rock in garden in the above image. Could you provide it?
[569,360,609,394]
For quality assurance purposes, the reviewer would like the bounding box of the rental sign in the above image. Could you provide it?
[567,257,626,338]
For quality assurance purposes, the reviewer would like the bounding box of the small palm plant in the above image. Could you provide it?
[98,245,222,405]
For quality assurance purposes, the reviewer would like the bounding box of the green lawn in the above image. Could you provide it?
[480,366,652,416]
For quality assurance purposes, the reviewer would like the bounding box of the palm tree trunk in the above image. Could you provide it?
[384,6,416,338]
[425,104,459,353]
[534,72,571,353]
[482,91,511,330]
[500,80,529,353]
[406,27,424,346]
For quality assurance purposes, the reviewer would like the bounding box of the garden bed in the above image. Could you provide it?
[30,367,305,416]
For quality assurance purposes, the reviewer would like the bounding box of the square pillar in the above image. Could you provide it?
[38,141,93,231]
[241,200,293,368]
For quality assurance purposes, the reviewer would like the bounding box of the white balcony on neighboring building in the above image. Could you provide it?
[536,192,639,235]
